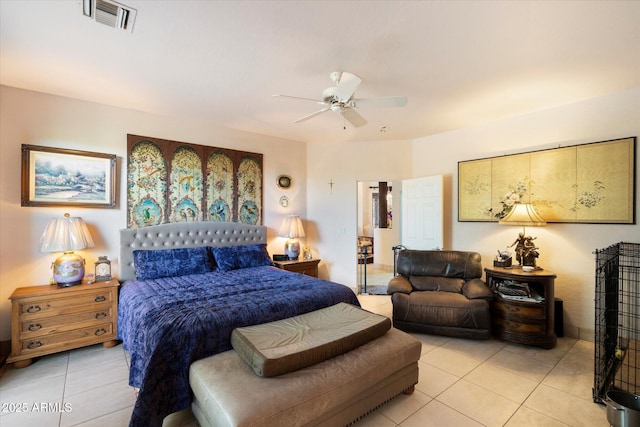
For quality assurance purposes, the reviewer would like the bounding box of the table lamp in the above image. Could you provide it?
[499,203,546,269]
[279,215,305,260]
[40,213,95,287]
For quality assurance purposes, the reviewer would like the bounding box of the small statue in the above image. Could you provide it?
[522,236,539,267]
[508,232,526,265]
[508,232,538,267]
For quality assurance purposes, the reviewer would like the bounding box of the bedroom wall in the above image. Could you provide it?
[305,139,414,287]
[0,85,308,342]
[308,87,640,340]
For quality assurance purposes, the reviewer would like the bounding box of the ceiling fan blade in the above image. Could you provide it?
[334,72,362,102]
[352,96,408,108]
[341,108,368,128]
[273,94,326,104]
[294,107,331,123]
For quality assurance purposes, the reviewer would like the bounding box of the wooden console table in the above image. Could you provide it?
[485,267,557,349]
[7,280,120,368]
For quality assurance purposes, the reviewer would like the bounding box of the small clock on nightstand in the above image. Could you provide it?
[95,256,112,282]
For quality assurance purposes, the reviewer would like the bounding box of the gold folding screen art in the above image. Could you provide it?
[127,134,263,228]
[458,137,636,223]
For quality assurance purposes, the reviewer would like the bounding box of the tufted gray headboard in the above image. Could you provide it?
[119,221,267,281]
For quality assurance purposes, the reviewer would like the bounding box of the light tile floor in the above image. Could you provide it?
[358,266,394,295]
[0,295,608,426]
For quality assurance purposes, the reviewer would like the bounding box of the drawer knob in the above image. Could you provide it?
[26,305,41,313]
[28,323,42,331]
[95,328,107,336]
[27,341,43,350]
[505,320,522,328]
[95,312,107,319]
[94,296,106,302]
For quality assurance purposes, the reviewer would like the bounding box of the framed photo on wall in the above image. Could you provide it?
[21,144,117,208]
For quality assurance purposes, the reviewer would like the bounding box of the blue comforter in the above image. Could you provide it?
[117,266,359,427]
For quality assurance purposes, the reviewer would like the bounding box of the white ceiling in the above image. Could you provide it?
[1,1,639,143]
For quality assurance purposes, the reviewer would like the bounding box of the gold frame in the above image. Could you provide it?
[458,137,636,223]
[21,144,117,208]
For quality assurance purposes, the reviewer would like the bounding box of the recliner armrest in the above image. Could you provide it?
[387,276,413,294]
[462,278,493,300]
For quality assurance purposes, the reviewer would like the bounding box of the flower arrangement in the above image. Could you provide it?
[493,179,530,219]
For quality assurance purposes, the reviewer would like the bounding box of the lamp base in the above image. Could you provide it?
[52,252,85,287]
[284,239,301,260]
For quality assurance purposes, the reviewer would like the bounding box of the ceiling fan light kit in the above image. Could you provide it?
[274,71,407,129]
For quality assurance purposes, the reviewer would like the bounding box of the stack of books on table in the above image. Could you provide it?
[498,289,544,303]
[496,281,544,303]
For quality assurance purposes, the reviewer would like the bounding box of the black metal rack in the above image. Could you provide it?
[593,242,640,403]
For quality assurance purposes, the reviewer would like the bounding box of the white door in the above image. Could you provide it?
[401,175,443,250]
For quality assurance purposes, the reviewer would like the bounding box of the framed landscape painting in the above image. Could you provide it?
[458,137,636,224]
[21,144,116,208]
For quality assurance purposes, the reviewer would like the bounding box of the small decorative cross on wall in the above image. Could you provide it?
[328,179,334,195]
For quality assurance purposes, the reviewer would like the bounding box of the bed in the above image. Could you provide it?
[117,221,359,427]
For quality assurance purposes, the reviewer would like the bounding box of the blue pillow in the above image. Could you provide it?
[211,244,273,272]
[133,247,214,280]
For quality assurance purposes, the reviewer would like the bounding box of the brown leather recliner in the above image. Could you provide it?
[387,250,493,339]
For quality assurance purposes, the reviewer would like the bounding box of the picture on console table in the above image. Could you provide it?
[21,144,116,208]
[458,137,635,223]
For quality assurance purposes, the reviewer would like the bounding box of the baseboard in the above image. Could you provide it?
[562,324,595,343]
[372,264,393,272]
[577,327,595,343]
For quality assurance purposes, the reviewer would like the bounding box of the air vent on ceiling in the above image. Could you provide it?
[82,0,136,32]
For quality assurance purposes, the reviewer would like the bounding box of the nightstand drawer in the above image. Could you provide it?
[17,288,115,318]
[273,259,321,278]
[492,300,544,317]
[292,265,318,276]
[493,317,546,334]
[19,306,114,337]
[18,322,114,355]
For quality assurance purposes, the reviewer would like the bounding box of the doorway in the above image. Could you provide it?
[356,175,444,294]
[356,181,399,295]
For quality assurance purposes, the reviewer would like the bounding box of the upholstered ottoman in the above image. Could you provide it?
[189,303,421,427]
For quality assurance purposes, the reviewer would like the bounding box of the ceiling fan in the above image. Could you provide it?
[274,71,407,128]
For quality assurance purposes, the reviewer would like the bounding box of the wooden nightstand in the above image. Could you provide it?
[273,259,321,278]
[485,267,557,349]
[7,279,120,368]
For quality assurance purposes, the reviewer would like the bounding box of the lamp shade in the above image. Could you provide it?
[40,214,95,252]
[499,203,546,227]
[278,215,306,238]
